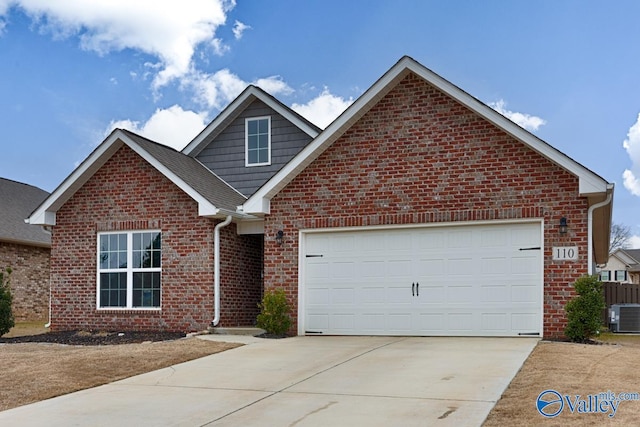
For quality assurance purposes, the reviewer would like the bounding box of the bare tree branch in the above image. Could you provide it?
[610,223,631,253]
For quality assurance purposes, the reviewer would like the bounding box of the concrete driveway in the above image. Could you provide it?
[0,336,536,426]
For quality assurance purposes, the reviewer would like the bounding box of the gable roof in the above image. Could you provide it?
[182,85,322,157]
[0,178,51,247]
[611,249,640,272]
[27,129,249,226]
[243,56,613,216]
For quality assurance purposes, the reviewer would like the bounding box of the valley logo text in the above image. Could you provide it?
[537,389,639,418]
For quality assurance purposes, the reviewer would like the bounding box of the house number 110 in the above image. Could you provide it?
[552,246,578,261]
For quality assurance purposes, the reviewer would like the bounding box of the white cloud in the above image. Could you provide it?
[489,99,546,131]
[623,113,640,196]
[5,0,234,89]
[629,235,640,249]
[184,68,293,110]
[291,88,353,129]
[107,105,207,150]
[232,20,250,39]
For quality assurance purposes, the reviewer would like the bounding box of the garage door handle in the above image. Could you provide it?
[412,282,415,296]
[416,282,419,296]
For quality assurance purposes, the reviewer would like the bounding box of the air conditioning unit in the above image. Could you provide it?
[609,304,640,333]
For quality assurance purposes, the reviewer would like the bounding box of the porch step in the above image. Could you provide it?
[209,326,265,336]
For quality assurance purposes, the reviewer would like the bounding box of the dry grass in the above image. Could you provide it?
[1,323,241,412]
[483,335,640,426]
[3,320,49,338]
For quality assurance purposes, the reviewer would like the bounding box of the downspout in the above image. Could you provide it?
[587,189,613,275]
[41,226,52,329]
[211,215,233,327]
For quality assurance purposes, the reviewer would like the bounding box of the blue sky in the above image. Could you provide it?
[1,1,640,246]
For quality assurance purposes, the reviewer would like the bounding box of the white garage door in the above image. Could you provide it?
[303,222,542,337]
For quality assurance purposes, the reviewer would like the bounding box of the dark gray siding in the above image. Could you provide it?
[196,100,314,196]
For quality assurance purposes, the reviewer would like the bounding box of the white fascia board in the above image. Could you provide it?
[27,131,126,226]
[183,86,319,156]
[401,57,612,195]
[242,60,415,214]
[123,139,222,218]
[242,197,270,215]
[243,56,611,215]
[236,219,265,235]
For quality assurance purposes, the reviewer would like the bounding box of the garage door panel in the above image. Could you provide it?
[303,222,541,337]
[447,313,474,331]
[415,258,446,276]
[361,260,386,278]
[511,285,539,303]
[481,313,508,331]
[482,285,509,303]
[362,286,386,304]
[417,313,445,331]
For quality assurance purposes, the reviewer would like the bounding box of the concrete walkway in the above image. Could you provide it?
[0,336,537,426]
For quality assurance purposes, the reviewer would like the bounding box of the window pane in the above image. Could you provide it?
[100,233,127,269]
[99,272,127,307]
[247,119,258,134]
[258,149,269,164]
[152,233,161,250]
[248,134,258,150]
[133,251,142,269]
[132,232,160,269]
[248,149,258,164]
[133,272,161,307]
[257,118,268,133]
[257,134,268,149]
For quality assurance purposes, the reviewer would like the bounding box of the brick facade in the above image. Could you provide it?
[51,145,262,332]
[264,73,588,338]
[0,242,50,321]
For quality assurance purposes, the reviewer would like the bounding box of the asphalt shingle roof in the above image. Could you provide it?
[121,130,246,213]
[0,178,51,246]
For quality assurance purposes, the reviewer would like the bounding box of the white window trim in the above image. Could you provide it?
[615,270,628,282]
[96,230,162,310]
[245,116,272,167]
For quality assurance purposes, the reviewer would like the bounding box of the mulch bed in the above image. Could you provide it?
[0,330,186,345]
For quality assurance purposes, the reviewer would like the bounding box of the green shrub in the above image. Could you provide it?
[256,289,292,336]
[0,267,14,337]
[565,275,605,342]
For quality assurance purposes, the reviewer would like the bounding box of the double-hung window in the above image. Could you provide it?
[245,116,271,166]
[599,270,611,281]
[615,270,628,282]
[98,231,161,309]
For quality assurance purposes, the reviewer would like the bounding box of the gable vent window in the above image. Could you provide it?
[245,116,271,166]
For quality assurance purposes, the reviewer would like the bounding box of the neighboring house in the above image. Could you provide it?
[0,178,51,321]
[598,249,640,284]
[27,56,613,338]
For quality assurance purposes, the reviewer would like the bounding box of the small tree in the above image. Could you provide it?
[565,275,605,342]
[256,289,291,336]
[0,267,15,337]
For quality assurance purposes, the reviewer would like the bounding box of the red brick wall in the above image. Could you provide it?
[220,225,263,326]
[0,242,50,321]
[51,145,261,332]
[265,72,588,338]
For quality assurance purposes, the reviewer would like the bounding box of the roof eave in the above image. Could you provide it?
[27,129,246,225]
[243,56,614,215]
[182,86,320,157]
